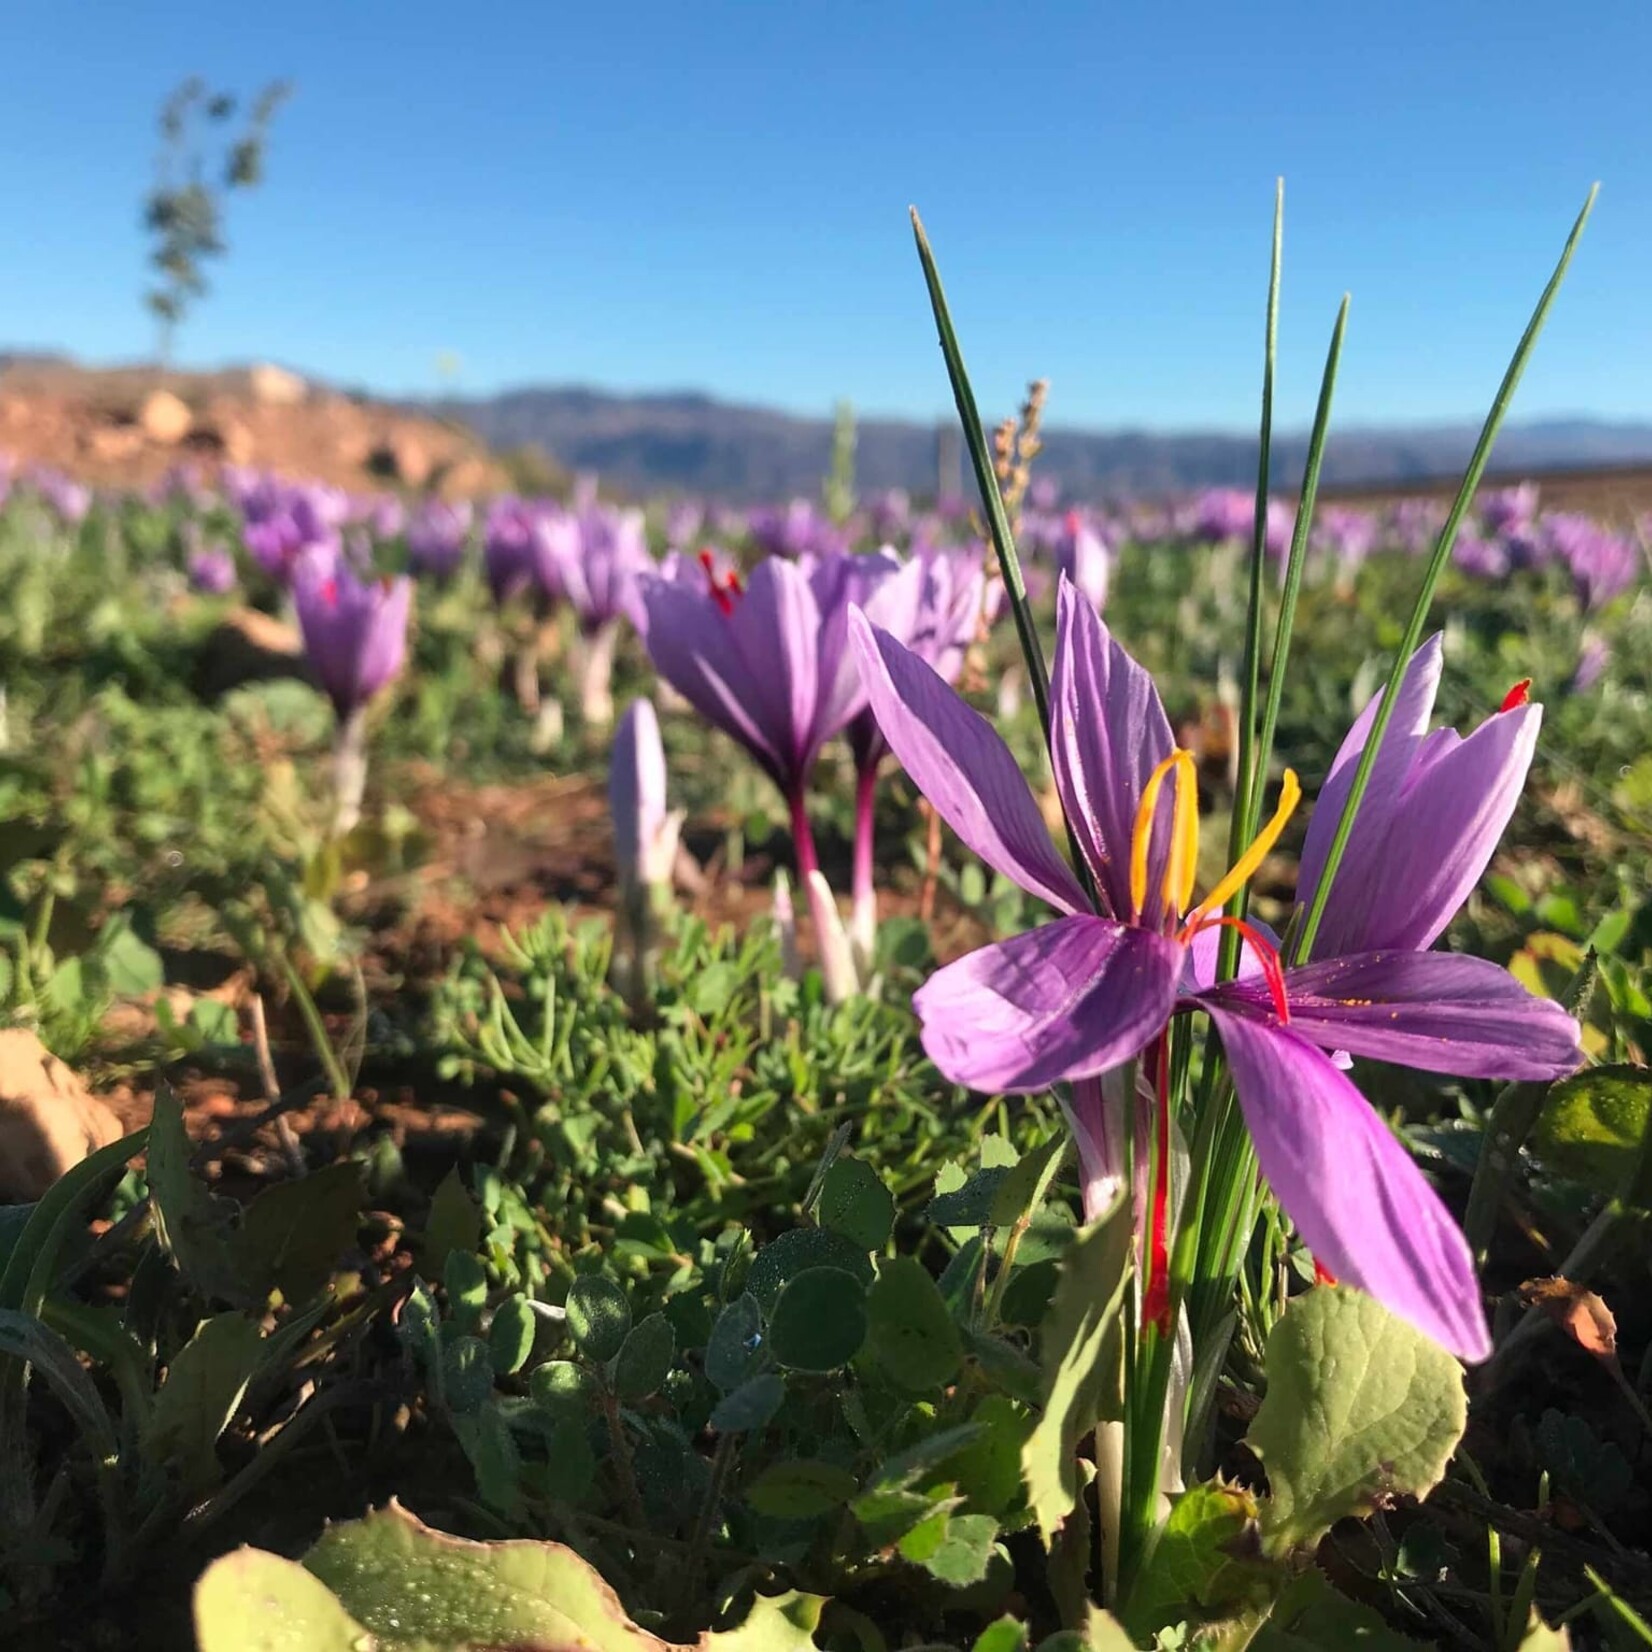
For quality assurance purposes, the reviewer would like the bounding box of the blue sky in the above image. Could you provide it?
[0,3,1644,432]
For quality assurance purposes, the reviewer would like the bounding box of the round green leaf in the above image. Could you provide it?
[818,1156,896,1250]
[1531,1065,1652,1194]
[613,1312,675,1401]
[488,1296,537,1377]
[767,1266,868,1373]
[705,1292,763,1393]
[866,1256,962,1392]
[746,1227,873,1310]
[709,1372,786,1433]
[565,1275,631,1363]
[746,1457,859,1519]
[529,1359,593,1417]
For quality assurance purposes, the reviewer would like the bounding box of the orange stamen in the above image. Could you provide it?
[1499,678,1532,712]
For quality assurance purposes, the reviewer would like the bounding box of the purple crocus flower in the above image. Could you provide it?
[482,499,569,608]
[851,578,1581,1358]
[747,498,846,560]
[407,499,474,581]
[1188,488,1256,546]
[1051,510,1111,614]
[1570,634,1610,694]
[188,545,237,595]
[292,552,412,723]
[642,549,897,872]
[1481,483,1539,538]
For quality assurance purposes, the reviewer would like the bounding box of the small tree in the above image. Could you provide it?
[143,76,292,362]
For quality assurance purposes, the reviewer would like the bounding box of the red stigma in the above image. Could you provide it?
[1141,1038,1174,1338]
[1064,509,1082,535]
[698,548,735,616]
[1314,1258,1339,1287]
[319,577,339,607]
[1189,914,1291,1023]
[1499,678,1532,713]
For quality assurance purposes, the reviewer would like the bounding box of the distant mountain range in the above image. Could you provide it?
[429,384,1652,500]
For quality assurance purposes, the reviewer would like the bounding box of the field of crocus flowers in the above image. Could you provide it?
[1,212,1650,1652]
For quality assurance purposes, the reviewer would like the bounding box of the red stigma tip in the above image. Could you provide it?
[1064,509,1082,534]
[1499,678,1532,713]
[1188,913,1291,1024]
[1313,1258,1338,1287]
[699,548,736,615]
[319,578,338,607]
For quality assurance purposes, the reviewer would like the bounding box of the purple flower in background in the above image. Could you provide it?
[1390,497,1448,557]
[407,499,474,580]
[1314,506,1378,572]
[188,545,237,595]
[852,578,1580,1358]
[31,467,90,526]
[1481,483,1539,538]
[747,498,846,560]
[353,493,407,541]
[1051,509,1111,613]
[664,498,705,550]
[867,489,912,540]
[1570,634,1610,694]
[562,506,653,635]
[482,499,570,608]
[1451,531,1509,581]
[292,552,412,722]
[642,549,898,867]
[1264,498,1297,561]
[1541,513,1639,610]
[1189,488,1255,546]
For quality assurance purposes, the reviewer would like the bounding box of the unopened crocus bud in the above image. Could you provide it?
[805,871,859,1006]
[610,699,685,1000]
[188,546,237,595]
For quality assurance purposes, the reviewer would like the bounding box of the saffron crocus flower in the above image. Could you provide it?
[407,500,473,580]
[561,506,654,727]
[293,551,413,834]
[644,549,898,997]
[846,547,986,969]
[482,499,569,609]
[851,578,1582,1359]
[188,546,237,596]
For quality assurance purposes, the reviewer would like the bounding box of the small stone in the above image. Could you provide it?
[0,1029,124,1201]
[138,389,193,445]
[247,363,306,405]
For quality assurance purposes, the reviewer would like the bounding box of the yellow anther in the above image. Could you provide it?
[1188,768,1301,926]
[1130,749,1198,919]
[1163,752,1200,915]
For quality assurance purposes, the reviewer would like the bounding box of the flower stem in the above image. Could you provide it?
[331,707,368,838]
[787,789,819,881]
[850,762,878,975]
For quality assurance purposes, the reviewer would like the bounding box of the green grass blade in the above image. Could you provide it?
[1293,185,1598,964]
[1251,295,1350,833]
[910,206,1097,907]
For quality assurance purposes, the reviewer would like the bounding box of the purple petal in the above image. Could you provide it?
[642,579,789,785]
[1049,577,1176,920]
[850,609,1087,915]
[1206,950,1581,1081]
[912,916,1180,1093]
[1297,635,1442,932]
[738,557,820,777]
[1181,917,1279,993]
[1207,1008,1491,1361]
[1307,704,1540,955]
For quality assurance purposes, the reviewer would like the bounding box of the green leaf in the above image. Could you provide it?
[193,1547,367,1652]
[529,1359,592,1417]
[444,1250,488,1332]
[705,1292,763,1392]
[817,1154,896,1250]
[100,920,165,996]
[1245,1286,1466,1553]
[203,1502,827,1650]
[232,1162,362,1304]
[566,1274,631,1362]
[951,1395,1034,1518]
[988,1132,1066,1229]
[1123,1480,1271,1636]
[866,1255,962,1392]
[613,1311,675,1400]
[929,1166,1010,1229]
[767,1266,868,1373]
[710,1373,785,1433]
[972,1620,1030,1652]
[1531,1065,1652,1196]
[142,1313,265,1491]
[488,1296,538,1377]
[441,1335,495,1414]
[746,1458,859,1519]
[1022,1193,1131,1541]
[453,1401,523,1516]
[422,1167,481,1279]
[921,1511,999,1587]
[745,1226,873,1310]
[145,1087,240,1300]
[1241,1567,1432,1649]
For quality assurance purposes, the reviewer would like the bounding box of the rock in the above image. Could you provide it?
[0,1029,125,1201]
[86,424,145,461]
[138,389,193,445]
[192,606,305,700]
[247,363,306,406]
[368,432,432,488]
